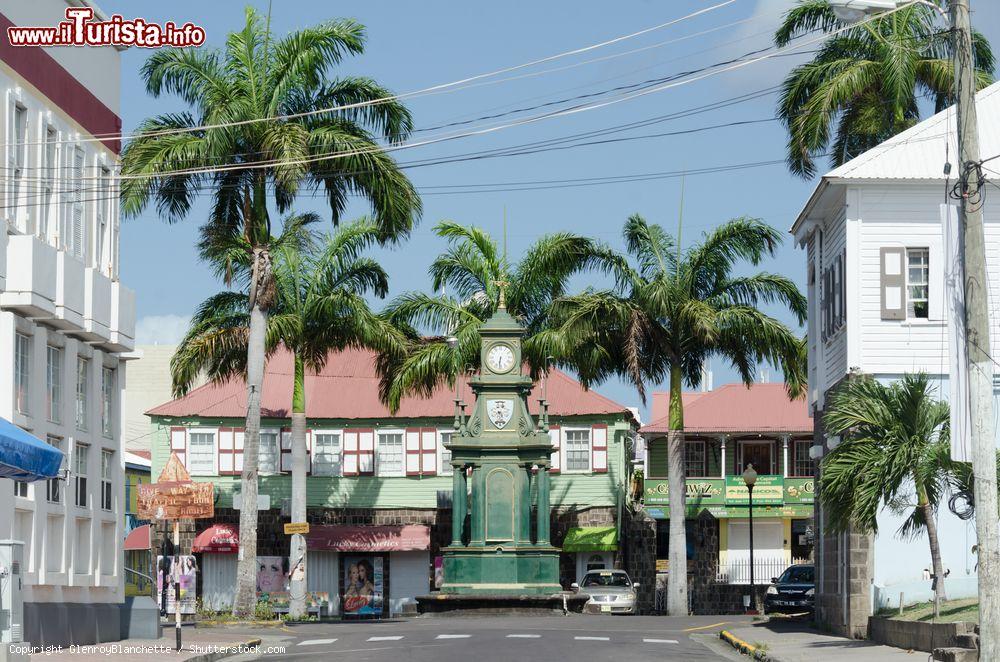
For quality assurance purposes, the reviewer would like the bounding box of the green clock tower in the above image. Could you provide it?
[441,291,561,595]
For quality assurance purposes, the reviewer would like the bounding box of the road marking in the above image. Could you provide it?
[683,621,729,632]
[643,638,679,644]
[507,634,542,638]
[574,636,610,641]
[436,634,471,639]
[298,638,338,646]
[367,636,404,641]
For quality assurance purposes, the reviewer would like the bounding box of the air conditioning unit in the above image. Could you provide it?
[0,540,25,644]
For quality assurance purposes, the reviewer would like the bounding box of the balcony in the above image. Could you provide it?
[54,252,86,330]
[0,234,57,318]
[108,281,135,352]
[82,267,112,342]
[642,476,815,518]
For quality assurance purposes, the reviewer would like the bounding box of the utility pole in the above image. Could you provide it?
[952,0,1000,657]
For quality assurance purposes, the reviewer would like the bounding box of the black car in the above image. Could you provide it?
[763,564,814,615]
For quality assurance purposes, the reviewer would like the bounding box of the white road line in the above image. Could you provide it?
[643,638,679,644]
[367,636,404,641]
[507,634,542,638]
[574,636,611,641]
[436,634,471,639]
[298,638,338,646]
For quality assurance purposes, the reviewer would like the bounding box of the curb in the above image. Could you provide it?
[185,637,262,662]
[719,630,773,661]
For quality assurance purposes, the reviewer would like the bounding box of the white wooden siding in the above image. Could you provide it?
[822,210,848,383]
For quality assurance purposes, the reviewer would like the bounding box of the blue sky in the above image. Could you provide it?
[106,0,1000,421]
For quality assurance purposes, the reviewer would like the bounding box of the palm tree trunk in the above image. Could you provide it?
[666,363,688,616]
[289,353,308,619]
[919,487,947,604]
[232,298,266,618]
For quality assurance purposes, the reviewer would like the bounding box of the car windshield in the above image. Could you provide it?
[778,566,814,584]
[582,572,630,588]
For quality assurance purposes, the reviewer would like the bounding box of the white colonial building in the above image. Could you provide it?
[791,81,1000,637]
[0,0,133,647]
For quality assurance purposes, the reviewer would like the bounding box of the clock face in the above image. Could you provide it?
[486,344,515,373]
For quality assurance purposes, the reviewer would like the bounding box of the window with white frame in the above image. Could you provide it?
[684,440,707,477]
[14,332,30,414]
[258,431,279,474]
[907,247,929,319]
[312,432,342,476]
[564,429,591,472]
[66,145,85,259]
[793,439,815,477]
[439,431,454,476]
[76,357,89,430]
[187,431,217,475]
[47,345,62,424]
[377,431,404,477]
[97,166,111,269]
[47,435,62,503]
[9,102,26,216]
[822,251,846,340]
[74,442,88,508]
[14,481,27,497]
[39,125,56,239]
[100,449,113,511]
[101,367,114,437]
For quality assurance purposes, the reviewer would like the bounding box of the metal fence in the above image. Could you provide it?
[716,556,809,585]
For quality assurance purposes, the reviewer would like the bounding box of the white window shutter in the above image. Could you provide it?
[880,247,906,320]
[421,428,437,475]
[72,147,84,259]
[928,239,944,320]
[359,429,375,475]
[592,424,608,473]
[549,425,561,473]
[405,428,421,476]
[343,429,359,475]
[170,427,187,451]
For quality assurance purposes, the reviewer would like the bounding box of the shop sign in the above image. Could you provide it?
[643,478,725,506]
[724,475,784,505]
[784,478,815,504]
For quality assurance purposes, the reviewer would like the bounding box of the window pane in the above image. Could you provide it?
[76,358,89,430]
[313,433,341,477]
[188,432,216,474]
[258,432,279,474]
[439,432,453,476]
[101,367,115,436]
[15,333,30,414]
[565,430,590,472]
[377,433,404,476]
[685,441,706,477]
[47,346,62,423]
[47,436,62,503]
[794,440,815,477]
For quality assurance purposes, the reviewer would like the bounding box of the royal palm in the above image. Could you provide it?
[120,8,420,616]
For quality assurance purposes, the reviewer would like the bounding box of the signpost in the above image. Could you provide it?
[137,453,214,651]
[284,522,310,535]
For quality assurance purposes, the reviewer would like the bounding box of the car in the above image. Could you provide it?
[764,564,815,615]
[572,569,639,615]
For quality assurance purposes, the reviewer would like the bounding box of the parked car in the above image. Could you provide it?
[764,564,815,615]
[572,569,639,615]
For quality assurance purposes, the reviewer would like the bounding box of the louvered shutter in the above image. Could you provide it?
[170,427,187,467]
[549,424,561,474]
[6,92,14,213]
[880,247,906,320]
[421,428,437,475]
[592,424,608,473]
[358,429,375,475]
[71,146,84,259]
[219,427,235,475]
[234,428,245,473]
[343,429,360,476]
[405,428,421,476]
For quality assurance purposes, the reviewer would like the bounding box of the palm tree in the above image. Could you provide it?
[377,220,617,410]
[172,216,403,617]
[821,373,954,604]
[775,0,994,178]
[120,8,420,616]
[542,214,807,615]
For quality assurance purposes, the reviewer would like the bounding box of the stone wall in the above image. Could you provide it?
[869,617,975,653]
[688,512,722,614]
[622,508,657,612]
[551,505,617,588]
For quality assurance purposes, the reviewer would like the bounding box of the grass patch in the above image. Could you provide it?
[877,598,979,623]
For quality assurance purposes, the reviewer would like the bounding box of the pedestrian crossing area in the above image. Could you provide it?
[294,633,679,646]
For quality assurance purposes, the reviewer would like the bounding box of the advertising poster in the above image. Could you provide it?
[156,555,197,614]
[342,555,384,616]
[256,556,287,594]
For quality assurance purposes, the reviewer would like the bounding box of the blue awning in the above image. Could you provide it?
[0,417,63,481]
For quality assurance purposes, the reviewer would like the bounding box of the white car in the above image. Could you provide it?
[573,569,639,615]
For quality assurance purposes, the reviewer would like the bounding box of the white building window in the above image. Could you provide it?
[907,247,929,319]
[439,431,454,476]
[100,449,113,511]
[377,431,404,477]
[794,439,815,477]
[39,125,56,239]
[75,518,90,574]
[101,367,114,437]
[685,440,707,477]
[97,166,111,269]
[259,431,279,475]
[47,435,63,503]
[47,345,63,424]
[76,357,89,430]
[14,332,30,414]
[564,429,591,473]
[14,481,27,497]
[74,442,88,508]
[187,431,217,476]
[9,102,26,218]
[312,432,342,477]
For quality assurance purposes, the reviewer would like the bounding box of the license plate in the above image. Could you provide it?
[778,600,793,606]
[601,604,611,612]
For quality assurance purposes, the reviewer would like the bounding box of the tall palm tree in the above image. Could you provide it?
[120,8,420,616]
[821,373,954,604]
[775,0,994,178]
[377,220,617,410]
[542,214,807,615]
[172,217,403,617]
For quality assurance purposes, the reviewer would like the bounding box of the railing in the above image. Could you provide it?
[125,565,155,598]
[716,556,809,585]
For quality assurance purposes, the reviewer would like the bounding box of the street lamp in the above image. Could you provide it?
[743,464,758,613]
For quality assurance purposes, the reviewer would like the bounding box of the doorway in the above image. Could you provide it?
[739,441,773,474]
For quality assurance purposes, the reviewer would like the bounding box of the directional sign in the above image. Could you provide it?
[284,522,310,535]
[136,453,214,520]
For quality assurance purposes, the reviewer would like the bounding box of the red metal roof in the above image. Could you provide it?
[650,391,707,425]
[146,347,632,421]
[641,383,812,434]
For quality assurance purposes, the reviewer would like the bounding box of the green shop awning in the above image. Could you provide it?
[561,526,618,552]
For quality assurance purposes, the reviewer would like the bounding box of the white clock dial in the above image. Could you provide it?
[487,344,515,373]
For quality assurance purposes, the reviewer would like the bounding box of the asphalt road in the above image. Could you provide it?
[222,614,752,662]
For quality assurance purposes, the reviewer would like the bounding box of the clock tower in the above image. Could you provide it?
[440,292,562,595]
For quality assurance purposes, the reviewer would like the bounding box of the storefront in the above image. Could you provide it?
[561,526,619,582]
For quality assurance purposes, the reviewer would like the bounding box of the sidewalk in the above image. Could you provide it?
[21,629,265,662]
[722,620,919,662]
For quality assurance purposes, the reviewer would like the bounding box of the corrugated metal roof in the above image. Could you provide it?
[826,81,1000,181]
[640,383,812,434]
[146,347,632,421]
[649,391,706,425]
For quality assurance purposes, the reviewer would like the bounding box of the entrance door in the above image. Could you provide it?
[740,442,772,474]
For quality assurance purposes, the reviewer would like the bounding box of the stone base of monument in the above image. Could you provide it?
[415,591,589,616]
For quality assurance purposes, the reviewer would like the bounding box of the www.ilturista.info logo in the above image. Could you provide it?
[7,7,205,48]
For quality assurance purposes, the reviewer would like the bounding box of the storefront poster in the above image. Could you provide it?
[434,555,444,589]
[342,555,384,616]
[257,556,287,594]
[156,555,197,614]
